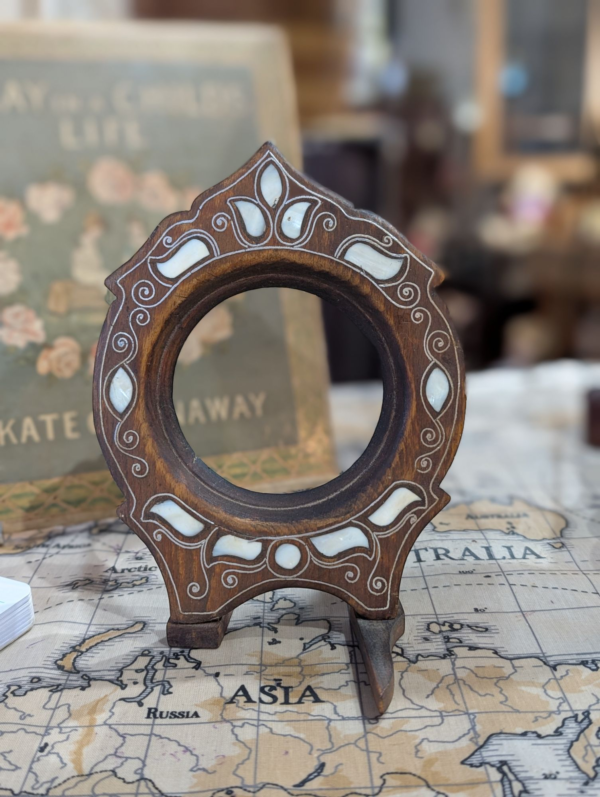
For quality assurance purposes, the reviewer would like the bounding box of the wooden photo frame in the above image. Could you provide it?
[93,142,466,712]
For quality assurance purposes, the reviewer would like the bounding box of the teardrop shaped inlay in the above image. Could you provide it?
[343,242,406,280]
[157,238,210,279]
[426,367,450,412]
[152,499,204,537]
[213,534,263,561]
[369,487,421,527]
[312,527,369,557]
[260,164,283,207]
[281,201,311,239]
[109,367,133,414]
[233,200,266,238]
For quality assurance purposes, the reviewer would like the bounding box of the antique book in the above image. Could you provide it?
[0,21,336,532]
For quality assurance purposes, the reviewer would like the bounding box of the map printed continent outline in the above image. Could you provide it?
[1,361,600,796]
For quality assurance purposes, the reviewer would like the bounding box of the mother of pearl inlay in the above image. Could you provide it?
[233,200,266,238]
[213,534,262,561]
[369,487,421,527]
[426,367,450,412]
[343,242,406,280]
[312,526,369,557]
[281,201,311,239]
[260,164,282,207]
[151,499,204,536]
[274,543,301,570]
[156,238,210,279]
[109,367,133,414]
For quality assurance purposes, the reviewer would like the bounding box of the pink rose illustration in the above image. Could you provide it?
[25,182,75,224]
[178,305,233,366]
[137,171,179,213]
[87,158,136,205]
[0,198,28,242]
[36,336,82,379]
[0,252,22,296]
[0,304,45,348]
[71,213,108,290]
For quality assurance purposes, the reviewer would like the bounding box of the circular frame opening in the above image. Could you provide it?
[150,251,409,524]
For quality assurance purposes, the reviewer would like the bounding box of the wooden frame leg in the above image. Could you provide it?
[167,612,232,649]
[348,604,405,716]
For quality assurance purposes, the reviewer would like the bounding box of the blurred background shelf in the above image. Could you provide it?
[4,0,599,376]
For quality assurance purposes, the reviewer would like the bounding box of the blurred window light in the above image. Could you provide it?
[503,0,588,153]
[499,63,529,97]
[379,58,408,99]
[452,99,484,134]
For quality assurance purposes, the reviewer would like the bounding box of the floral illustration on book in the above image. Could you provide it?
[0,158,233,380]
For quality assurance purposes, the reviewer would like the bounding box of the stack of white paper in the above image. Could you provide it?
[0,576,34,650]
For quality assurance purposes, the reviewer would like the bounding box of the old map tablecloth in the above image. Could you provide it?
[1,360,600,797]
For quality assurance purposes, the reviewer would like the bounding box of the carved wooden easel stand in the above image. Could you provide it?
[93,143,465,715]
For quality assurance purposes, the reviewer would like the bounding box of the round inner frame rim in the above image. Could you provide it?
[149,249,408,526]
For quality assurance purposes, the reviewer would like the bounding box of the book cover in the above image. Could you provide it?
[0,22,336,532]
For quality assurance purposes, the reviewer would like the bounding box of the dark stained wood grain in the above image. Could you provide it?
[350,605,405,717]
[93,142,466,640]
[167,613,232,649]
